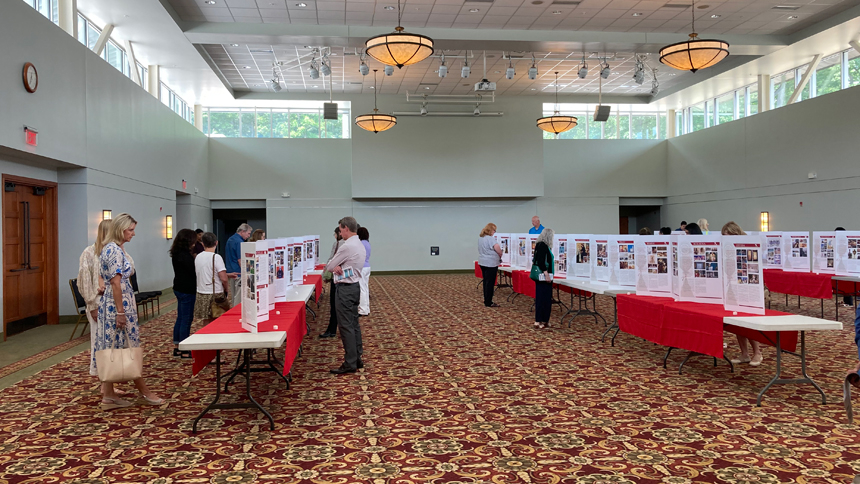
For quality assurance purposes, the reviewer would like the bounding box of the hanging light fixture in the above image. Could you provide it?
[365,0,434,68]
[355,70,397,133]
[659,0,729,73]
[536,72,577,136]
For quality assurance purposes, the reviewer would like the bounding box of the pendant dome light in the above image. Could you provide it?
[536,72,577,136]
[355,70,397,134]
[365,0,434,68]
[659,0,729,73]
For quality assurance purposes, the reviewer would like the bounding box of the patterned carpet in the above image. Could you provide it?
[1,274,860,484]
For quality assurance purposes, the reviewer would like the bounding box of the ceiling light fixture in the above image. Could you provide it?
[711,14,721,18]
[659,0,729,73]
[577,54,587,79]
[271,65,282,92]
[438,54,447,78]
[787,15,798,19]
[474,104,481,116]
[320,57,332,76]
[552,10,562,14]
[309,57,320,79]
[528,54,538,80]
[384,65,394,76]
[469,8,479,12]
[359,53,370,75]
[230,43,240,47]
[295,2,307,6]
[384,5,394,9]
[505,54,515,80]
[365,0,434,68]
[355,69,397,133]
[632,12,642,16]
[599,57,611,79]
[204,0,216,4]
[242,66,251,69]
[633,56,645,85]
[461,54,470,78]
[536,72,577,136]
[650,68,660,96]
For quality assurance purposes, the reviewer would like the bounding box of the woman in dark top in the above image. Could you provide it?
[533,228,555,329]
[170,228,197,357]
[684,223,703,235]
[192,228,205,257]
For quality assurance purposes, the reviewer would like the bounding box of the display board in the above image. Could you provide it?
[553,234,568,278]
[272,239,289,303]
[267,242,276,310]
[303,236,315,273]
[608,235,637,288]
[761,232,783,270]
[677,235,723,305]
[592,236,610,283]
[835,230,860,277]
[722,235,765,315]
[314,235,320,266]
[240,241,270,332]
[514,234,528,268]
[496,233,511,267]
[783,231,811,272]
[671,235,681,300]
[291,237,304,284]
[812,232,837,274]
[568,235,592,280]
[525,234,539,269]
[634,236,672,297]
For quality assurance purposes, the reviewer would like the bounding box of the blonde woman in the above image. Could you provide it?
[79,219,111,378]
[722,221,763,366]
[698,218,710,235]
[94,213,162,409]
[478,223,503,307]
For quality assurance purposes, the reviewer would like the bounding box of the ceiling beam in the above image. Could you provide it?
[788,54,822,104]
[179,22,788,57]
[92,23,114,56]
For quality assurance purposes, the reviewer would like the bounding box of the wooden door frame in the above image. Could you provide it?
[2,174,59,339]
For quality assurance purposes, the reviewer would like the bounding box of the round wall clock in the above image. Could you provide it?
[23,63,38,93]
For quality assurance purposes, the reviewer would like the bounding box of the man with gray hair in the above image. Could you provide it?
[326,216,366,374]
[225,223,253,306]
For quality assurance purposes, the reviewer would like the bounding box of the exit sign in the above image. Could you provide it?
[24,126,37,147]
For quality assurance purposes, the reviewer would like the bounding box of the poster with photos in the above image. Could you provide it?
[303,236,315,273]
[591,236,610,284]
[553,235,568,278]
[783,232,811,272]
[240,242,269,332]
[514,234,528,268]
[671,236,681,300]
[567,235,592,280]
[267,243,276,310]
[635,236,672,297]
[722,236,765,315]
[812,232,837,274]
[525,234,539,269]
[272,239,289,303]
[608,236,637,288]
[314,235,320,267]
[677,235,723,305]
[291,237,304,284]
[495,233,511,267]
[760,232,784,269]
[835,230,860,277]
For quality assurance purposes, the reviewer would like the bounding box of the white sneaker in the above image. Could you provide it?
[750,354,763,366]
[730,357,750,364]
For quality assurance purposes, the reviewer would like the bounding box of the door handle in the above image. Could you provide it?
[10,268,26,273]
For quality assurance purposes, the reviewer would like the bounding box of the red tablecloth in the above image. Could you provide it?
[191,301,307,377]
[512,270,535,298]
[833,279,860,296]
[474,261,481,279]
[763,269,833,300]
[314,264,325,271]
[303,274,322,303]
[617,294,797,359]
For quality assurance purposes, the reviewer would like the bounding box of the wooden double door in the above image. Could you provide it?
[2,175,58,340]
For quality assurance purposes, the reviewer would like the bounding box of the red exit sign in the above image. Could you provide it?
[24,126,38,147]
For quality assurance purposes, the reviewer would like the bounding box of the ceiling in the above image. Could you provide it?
[200,45,686,96]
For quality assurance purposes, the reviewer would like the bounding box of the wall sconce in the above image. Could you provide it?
[102,210,112,221]
[760,211,769,232]
[166,215,173,240]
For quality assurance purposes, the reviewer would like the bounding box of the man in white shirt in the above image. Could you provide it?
[325,216,367,374]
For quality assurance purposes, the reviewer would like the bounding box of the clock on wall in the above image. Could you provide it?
[22,63,38,93]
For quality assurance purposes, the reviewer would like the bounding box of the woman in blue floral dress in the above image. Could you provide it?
[94,213,163,410]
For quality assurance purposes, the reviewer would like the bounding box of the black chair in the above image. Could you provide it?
[68,279,90,340]
[130,273,161,319]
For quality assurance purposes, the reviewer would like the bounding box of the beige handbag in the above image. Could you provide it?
[96,331,143,383]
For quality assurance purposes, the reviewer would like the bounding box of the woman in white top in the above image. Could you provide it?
[78,219,111,377]
[478,223,504,307]
[194,232,230,320]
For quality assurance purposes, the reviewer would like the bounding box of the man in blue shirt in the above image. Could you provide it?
[226,223,253,306]
[529,216,544,234]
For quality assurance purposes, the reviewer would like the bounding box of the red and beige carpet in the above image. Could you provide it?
[1,274,859,484]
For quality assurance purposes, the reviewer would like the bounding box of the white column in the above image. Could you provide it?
[58,0,77,38]
[788,54,821,104]
[666,109,676,139]
[125,41,141,86]
[92,24,114,56]
[757,74,771,112]
[194,104,203,132]
[147,65,160,99]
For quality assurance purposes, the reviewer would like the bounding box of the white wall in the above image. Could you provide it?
[665,84,860,233]
[0,1,212,324]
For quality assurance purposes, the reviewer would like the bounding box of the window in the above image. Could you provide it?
[848,49,860,88]
[690,103,705,132]
[772,69,796,109]
[815,53,842,97]
[22,0,58,25]
[716,93,734,125]
[658,114,667,139]
[541,104,666,140]
[631,115,657,139]
[704,100,714,128]
[201,105,353,139]
[748,84,759,115]
[160,83,194,124]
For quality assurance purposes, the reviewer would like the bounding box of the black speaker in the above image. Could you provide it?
[324,102,338,120]
[593,105,611,122]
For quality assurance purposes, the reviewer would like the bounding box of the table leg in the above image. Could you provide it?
[601,298,619,346]
[193,349,223,434]
[306,303,316,320]
[755,331,826,406]
[799,331,827,404]
[821,298,824,319]
[242,349,275,430]
[663,347,673,369]
[757,332,782,406]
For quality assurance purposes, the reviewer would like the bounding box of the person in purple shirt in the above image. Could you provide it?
[357,227,372,316]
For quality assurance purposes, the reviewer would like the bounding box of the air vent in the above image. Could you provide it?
[419,83,439,87]
[551,1,581,5]
[465,0,494,3]
[663,3,691,8]
[249,49,274,54]
[772,5,801,10]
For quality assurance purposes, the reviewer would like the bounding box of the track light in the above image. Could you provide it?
[506,56,515,79]
[461,57,470,78]
[600,60,611,79]
[384,65,394,76]
[420,106,427,116]
[271,78,282,92]
[650,71,659,96]
[309,59,320,79]
[527,54,537,80]
[359,62,369,76]
[320,58,331,76]
[474,105,480,116]
[578,62,588,79]
[438,55,447,78]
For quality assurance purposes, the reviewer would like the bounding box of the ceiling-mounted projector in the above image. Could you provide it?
[475,79,496,91]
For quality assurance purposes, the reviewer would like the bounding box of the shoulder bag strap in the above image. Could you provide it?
[211,253,217,292]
